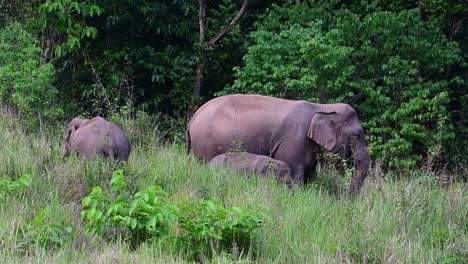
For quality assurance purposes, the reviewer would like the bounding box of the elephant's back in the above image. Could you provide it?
[208,153,228,166]
[191,94,291,122]
[72,118,102,142]
[188,95,292,160]
[189,94,292,133]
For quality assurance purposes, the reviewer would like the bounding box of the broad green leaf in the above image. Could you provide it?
[82,196,91,207]
[148,216,157,228]
[130,218,137,229]
[129,200,138,215]
[142,192,149,202]
[86,208,96,219]
[94,210,103,220]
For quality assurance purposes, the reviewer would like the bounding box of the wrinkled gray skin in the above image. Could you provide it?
[63,116,131,161]
[209,152,292,182]
[186,94,370,195]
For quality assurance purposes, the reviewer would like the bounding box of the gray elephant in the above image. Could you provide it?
[209,152,292,182]
[186,94,370,195]
[63,116,131,161]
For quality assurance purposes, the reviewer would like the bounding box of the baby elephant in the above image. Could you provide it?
[209,152,291,182]
[63,116,131,161]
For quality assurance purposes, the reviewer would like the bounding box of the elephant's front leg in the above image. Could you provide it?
[280,163,305,186]
[271,156,304,185]
[272,144,308,186]
[304,160,318,185]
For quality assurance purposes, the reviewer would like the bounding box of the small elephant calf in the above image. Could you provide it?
[208,152,291,181]
[63,116,131,161]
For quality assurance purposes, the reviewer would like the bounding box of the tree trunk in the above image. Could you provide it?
[192,0,249,105]
[193,0,206,104]
[193,62,205,105]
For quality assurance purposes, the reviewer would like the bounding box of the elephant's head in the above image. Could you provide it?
[308,104,370,195]
[62,117,87,157]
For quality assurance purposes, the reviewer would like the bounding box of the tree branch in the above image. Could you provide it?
[199,0,206,44]
[192,0,249,104]
[208,0,248,46]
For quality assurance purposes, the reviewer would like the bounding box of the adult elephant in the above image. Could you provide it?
[63,116,131,161]
[186,94,370,195]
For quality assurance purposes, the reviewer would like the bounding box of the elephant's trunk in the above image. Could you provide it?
[62,146,69,158]
[349,140,370,195]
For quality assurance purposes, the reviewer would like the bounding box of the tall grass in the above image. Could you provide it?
[0,112,466,263]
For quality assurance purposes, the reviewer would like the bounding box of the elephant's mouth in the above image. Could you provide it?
[330,139,370,194]
[353,154,370,170]
[331,144,352,162]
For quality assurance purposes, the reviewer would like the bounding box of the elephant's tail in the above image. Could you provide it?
[185,128,191,155]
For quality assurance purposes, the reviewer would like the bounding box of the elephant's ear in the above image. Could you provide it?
[307,112,337,151]
[64,126,73,145]
[64,118,83,145]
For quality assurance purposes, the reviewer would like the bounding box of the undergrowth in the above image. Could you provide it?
[0,113,467,263]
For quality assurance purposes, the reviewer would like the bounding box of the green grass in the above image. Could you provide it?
[0,113,467,263]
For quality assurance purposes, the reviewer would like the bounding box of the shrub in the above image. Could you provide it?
[81,170,266,258]
[0,174,72,251]
[23,208,73,251]
[0,22,62,129]
[175,198,264,261]
[0,174,32,198]
[81,170,180,248]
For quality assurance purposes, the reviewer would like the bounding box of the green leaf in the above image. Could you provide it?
[70,2,80,13]
[156,213,163,223]
[18,174,32,186]
[55,46,63,57]
[129,200,138,215]
[86,208,96,219]
[130,218,137,229]
[148,216,157,228]
[229,207,242,215]
[94,210,103,220]
[141,192,149,202]
[93,5,103,16]
[82,196,91,207]
[80,210,86,219]
[89,6,95,17]
[110,170,124,185]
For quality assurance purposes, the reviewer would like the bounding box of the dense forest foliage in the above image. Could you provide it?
[1,0,467,171]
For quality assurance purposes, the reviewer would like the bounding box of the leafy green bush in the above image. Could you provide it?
[81,170,266,257]
[222,3,464,170]
[81,170,179,248]
[0,22,62,129]
[0,174,72,251]
[0,174,32,197]
[24,208,73,251]
[175,198,264,261]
